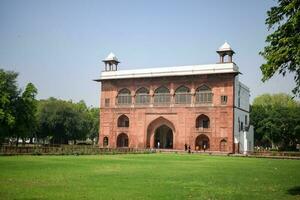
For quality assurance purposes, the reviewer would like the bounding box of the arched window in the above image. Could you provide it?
[154,86,170,104]
[196,114,210,129]
[175,86,191,104]
[103,136,109,147]
[135,87,150,105]
[117,88,131,105]
[117,114,129,127]
[195,85,213,104]
[220,139,227,151]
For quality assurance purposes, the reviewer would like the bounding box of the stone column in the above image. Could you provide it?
[170,82,174,107]
[131,90,135,108]
[149,87,154,107]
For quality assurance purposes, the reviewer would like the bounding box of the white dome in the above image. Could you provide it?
[218,42,233,51]
[103,52,119,62]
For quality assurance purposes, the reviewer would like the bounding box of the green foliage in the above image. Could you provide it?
[36,98,99,144]
[0,155,300,199]
[252,93,298,107]
[12,83,38,142]
[0,69,19,139]
[87,107,99,142]
[0,69,38,144]
[0,68,99,145]
[251,93,300,150]
[260,0,300,97]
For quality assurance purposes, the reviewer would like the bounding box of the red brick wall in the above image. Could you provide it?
[99,73,235,152]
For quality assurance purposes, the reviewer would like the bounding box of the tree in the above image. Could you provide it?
[0,69,19,143]
[66,101,90,144]
[251,93,300,150]
[87,107,99,144]
[12,83,38,145]
[37,99,71,144]
[0,69,38,145]
[36,98,98,145]
[260,0,300,97]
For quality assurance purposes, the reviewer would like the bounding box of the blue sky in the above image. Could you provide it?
[0,0,297,107]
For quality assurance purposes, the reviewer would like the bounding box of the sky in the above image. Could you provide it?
[0,0,297,107]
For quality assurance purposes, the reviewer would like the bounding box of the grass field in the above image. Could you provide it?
[0,154,300,200]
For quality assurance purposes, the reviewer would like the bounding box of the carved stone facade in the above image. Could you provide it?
[96,43,252,153]
[99,73,236,152]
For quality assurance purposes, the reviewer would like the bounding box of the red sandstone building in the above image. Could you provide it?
[96,43,254,153]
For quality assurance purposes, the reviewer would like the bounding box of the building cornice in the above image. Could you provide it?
[95,63,239,81]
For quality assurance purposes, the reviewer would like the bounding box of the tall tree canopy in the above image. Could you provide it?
[12,83,38,144]
[36,98,99,144]
[0,69,19,141]
[260,0,300,96]
[251,93,300,150]
[87,107,100,143]
[0,68,99,145]
[0,69,38,145]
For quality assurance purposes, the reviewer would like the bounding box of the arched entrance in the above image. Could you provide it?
[154,125,173,149]
[117,133,129,147]
[195,134,210,151]
[146,117,176,149]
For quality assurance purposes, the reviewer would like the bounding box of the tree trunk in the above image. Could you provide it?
[22,138,26,146]
[271,142,275,149]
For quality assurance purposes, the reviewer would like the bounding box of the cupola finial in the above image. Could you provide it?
[216,42,235,63]
[102,52,120,71]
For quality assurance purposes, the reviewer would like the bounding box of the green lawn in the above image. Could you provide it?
[0,154,299,200]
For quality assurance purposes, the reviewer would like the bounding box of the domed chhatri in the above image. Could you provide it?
[102,52,120,71]
[218,42,233,51]
[216,42,235,63]
[103,52,119,62]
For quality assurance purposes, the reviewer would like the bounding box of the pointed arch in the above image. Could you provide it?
[117,114,129,127]
[196,114,210,128]
[103,136,109,147]
[117,88,131,105]
[117,133,129,147]
[175,85,191,104]
[136,87,149,94]
[220,139,228,152]
[175,85,190,93]
[118,88,131,94]
[135,87,150,104]
[154,86,170,104]
[195,134,210,151]
[147,117,176,148]
[195,85,213,104]
[196,85,211,92]
[154,86,170,93]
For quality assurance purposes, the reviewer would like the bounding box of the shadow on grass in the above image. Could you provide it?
[287,186,300,196]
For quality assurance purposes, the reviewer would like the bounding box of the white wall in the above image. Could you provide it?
[234,108,250,142]
[234,75,253,154]
[239,126,254,154]
[234,76,250,111]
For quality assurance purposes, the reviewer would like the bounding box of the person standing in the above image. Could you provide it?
[184,144,187,151]
[188,145,191,154]
[157,141,160,149]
